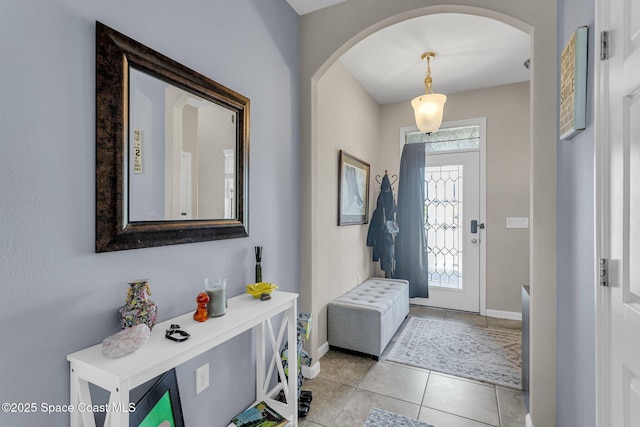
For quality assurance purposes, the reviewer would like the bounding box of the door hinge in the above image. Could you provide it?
[600,31,609,60]
[600,258,608,287]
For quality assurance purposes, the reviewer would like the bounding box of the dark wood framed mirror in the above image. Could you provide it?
[95,22,249,252]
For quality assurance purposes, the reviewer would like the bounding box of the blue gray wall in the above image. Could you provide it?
[556,0,596,425]
[0,1,299,426]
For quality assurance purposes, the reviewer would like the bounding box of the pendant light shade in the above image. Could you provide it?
[411,93,447,134]
[411,52,446,134]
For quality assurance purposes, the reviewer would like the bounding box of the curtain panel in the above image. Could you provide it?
[395,143,429,297]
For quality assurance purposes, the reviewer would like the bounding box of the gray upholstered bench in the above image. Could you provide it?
[327,278,409,359]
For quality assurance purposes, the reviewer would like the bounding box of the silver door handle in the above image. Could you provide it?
[471,238,478,243]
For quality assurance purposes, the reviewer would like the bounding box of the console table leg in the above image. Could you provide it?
[256,321,266,401]
[70,364,97,427]
[106,382,129,427]
[287,304,298,426]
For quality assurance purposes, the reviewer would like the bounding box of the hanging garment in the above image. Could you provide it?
[395,143,429,297]
[366,174,397,277]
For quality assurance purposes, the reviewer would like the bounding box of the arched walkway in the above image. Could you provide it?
[299,2,557,425]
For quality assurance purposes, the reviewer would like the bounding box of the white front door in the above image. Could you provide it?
[411,150,481,312]
[596,0,640,423]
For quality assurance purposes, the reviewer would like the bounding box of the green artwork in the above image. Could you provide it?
[138,391,174,427]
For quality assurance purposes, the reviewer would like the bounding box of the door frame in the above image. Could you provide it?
[594,0,612,423]
[180,151,193,220]
[400,117,487,315]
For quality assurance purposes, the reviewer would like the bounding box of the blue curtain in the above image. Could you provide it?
[395,143,429,297]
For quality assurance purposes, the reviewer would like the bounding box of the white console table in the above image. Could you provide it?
[67,291,298,427]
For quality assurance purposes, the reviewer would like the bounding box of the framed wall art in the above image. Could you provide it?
[338,150,370,225]
[560,26,588,140]
[130,368,185,427]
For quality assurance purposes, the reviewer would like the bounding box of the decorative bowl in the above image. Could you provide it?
[246,282,278,298]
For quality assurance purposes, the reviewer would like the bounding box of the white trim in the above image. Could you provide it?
[478,117,487,316]
[302,362,321,379]
[486,309,522,321]
[318,341,330,358]
[594,0,610,425]
[526,413,534,427]
[302,341,329,379]
[399,125,416,158]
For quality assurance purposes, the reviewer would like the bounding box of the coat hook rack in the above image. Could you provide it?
[375,170,398,186]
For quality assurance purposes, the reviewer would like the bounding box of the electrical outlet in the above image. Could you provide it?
[195,363,209,395]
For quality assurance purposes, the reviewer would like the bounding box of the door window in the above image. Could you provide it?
[405,125,480,153]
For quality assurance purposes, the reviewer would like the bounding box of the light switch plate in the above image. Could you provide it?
[506,217,529,229]
[196,363,209,394]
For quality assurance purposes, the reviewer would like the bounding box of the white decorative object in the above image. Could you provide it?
[101,324,151,358]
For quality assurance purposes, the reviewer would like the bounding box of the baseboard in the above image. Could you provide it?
[302,361,320,379]
[486,309,522,321]
[318,341,330,358]
[302,341,330,379]
[526,413,534,427]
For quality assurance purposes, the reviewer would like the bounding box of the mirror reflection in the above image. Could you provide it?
[95,21,249,252]
[129,68,237,222]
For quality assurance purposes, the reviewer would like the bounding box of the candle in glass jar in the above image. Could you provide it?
[205,278,227,317]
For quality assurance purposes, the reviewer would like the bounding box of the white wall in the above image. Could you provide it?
[0,1,299,426]
[313,60,379,351]
[379,82,531,314]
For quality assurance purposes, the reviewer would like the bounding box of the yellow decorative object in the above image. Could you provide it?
[246,282,278,298]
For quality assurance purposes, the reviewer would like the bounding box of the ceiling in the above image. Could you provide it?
[285,0,348,15]
[285,2,531,106]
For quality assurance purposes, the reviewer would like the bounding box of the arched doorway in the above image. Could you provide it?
[299,2,557,426]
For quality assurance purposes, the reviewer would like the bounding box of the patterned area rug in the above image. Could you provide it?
[387,317,522,389]
[363,408,435,427]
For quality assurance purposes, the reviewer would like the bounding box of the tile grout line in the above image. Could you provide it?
[493,385,502,427]
[419,403,497,427]
[327,384,357,427]
[416,370,431,421]
[357,361,430,407]
[313,359,374,427]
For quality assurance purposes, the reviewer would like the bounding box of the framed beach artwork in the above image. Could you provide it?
[338,150,370,225]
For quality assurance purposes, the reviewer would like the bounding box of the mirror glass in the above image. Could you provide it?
[128,68,237,222]
[95,22,249,252]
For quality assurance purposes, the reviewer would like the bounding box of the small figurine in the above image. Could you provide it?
[193,292,210,322]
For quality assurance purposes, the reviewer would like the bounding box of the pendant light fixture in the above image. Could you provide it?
[411,52,447,134]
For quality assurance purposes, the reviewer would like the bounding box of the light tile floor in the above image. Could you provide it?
[299,305,527,427]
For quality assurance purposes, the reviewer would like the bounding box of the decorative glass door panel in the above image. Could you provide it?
[413,151,480,312]
[426,164,463,289]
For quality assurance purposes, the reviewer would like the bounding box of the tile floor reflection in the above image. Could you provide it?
[299,305,526,427]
